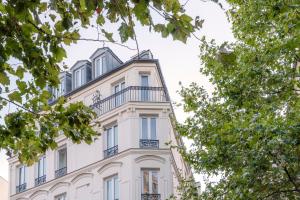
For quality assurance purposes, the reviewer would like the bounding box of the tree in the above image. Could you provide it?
[177,0,300,199]
[0,0,200,165]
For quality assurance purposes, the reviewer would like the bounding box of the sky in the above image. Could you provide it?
[0,0,234,184]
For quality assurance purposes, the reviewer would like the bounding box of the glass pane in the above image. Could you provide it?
[142,170,149,193]
[141,76,148,86]
[141,118,148,139]
[150,118,156,140]
[58,149,66,169]
[107,128,113,148]
[121,82,125,90]
[114,177,119,199]
[81,68,85,85]
[38,159,43,177]
[107,179,113,200]
[114,85,119,93]
[75,70,80,88]
[152,171,158,193]
[114,126,118,146]
[102,56,106,73]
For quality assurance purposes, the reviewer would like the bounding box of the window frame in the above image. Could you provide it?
[140,116,157,140]
[37,155,46,178]
[17,165,26,185]
[95,55,106,77]
[104,175,119,200]
[56,146,67,170]
[55,192,67,200]
[105,124,118,150]
[141,169,159,194]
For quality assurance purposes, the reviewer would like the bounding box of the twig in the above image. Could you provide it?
[27,20,136,51]
[0,96,39,115]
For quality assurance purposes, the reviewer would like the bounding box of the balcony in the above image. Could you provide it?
[90,86,169,116]
[35,175,46,186]
[55,167,67,178]
[141,194,161,200]
[104,145,118,158]
[16,183,26,193]
[140,139,159,149]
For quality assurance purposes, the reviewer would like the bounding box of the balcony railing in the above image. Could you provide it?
[35,175,46,186]
[16,183,26,193]
[141,194,161,200]
[55,167,67,178]
[140,139,159,149]
[104,145,118,158]
[90,86,169,116]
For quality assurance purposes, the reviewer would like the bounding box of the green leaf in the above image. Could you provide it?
[8,91,22,103]
[0,72,10,85]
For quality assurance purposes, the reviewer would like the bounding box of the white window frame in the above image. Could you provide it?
[113,81,125,106]
[74,68,85,88]
[105,124,118,150]
[17,165,26,185]
[56,146,67,170]
[36,155,46,178]
[141,169,159,194]
[140,116,157,140]
[95,55,106,77]
[104,175,119,200]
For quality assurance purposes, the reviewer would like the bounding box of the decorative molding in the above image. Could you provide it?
[70,172,94,184]
[49,182,70,192]
[28,190,48,199]
[134,155,166,164]
[97,162,123,175]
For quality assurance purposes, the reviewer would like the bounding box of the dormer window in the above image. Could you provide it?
[74,68,84,88]
[95,55,106,77]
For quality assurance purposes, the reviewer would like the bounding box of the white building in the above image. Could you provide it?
[8,48,191,200]
[0,176,8,200]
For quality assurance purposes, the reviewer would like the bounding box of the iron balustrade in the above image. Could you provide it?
[141,194,161,200]
[35,175,46,186]
[16,183,26,193]
[104,145,118,158]
[140,139,159,149]
[90,86,168,116]
[55,167,67,178]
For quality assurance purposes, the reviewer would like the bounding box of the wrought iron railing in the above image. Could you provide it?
[16,183,26,193]
[104,145,118,158]
[140,139,159,149]
[141,194,161,200]
[90,86,168,116]
[55,167,67,178]
[35,175,46,186]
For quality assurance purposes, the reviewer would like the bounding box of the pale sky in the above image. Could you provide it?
[0,0,234,184]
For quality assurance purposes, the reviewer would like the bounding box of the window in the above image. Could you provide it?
[54,78,65,98]
[16,165,26,193]
[38,156,46,176]
[55,193,67,200]
[18,165,26,185]
[104,175,119,200]
[141,75,149,101]
[55,147,67,178]
[104,125,118,158]
[114,82,125,106]
[58,148,67,169]
[74,68,85,88]
[141,117,157,140]
[95,56,106,77]
[142,169,159,194]
[140,117,158,148]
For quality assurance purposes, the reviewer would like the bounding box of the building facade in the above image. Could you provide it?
[0,176,8,200]
[8,48,191,200]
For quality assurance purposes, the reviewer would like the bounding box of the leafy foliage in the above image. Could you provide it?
[177,0,300,199]
[0,0,197,164]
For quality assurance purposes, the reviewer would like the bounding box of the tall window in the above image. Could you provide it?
[104,125,118,158]
[142,169,159,194]
[54,78,65,98]
[18,165,26,185]
[141,117,157,140]
[95,56,106,77]
[105,175,119,200]
[141,75,149,101]
[37,155,46,178]
[58,148,67,169]
[114,82,125,106]
[55,193,67,200]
